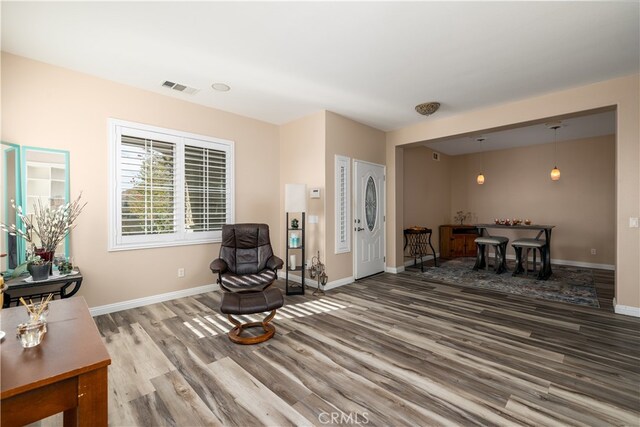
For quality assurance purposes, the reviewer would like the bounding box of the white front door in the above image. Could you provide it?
[354,160,385,279]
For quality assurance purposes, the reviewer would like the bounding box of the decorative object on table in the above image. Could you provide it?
[512,219,522,225]
[289,231,300,248]
[16,294,53,348]
[27,255,50,281]
[25,294,53,323]
[494,218,501,224]
[412,258,599,308]
[0,194,86,272]
[290,218,299,229]
[309,251,328,296]
[524,219,532,225]
[547,121,562,181]
[16,320,46,348]
[56,258,74,275]
[453,210,472,226]
[284,183,307,296]
[289,254,297,271]
[475,137,486,185]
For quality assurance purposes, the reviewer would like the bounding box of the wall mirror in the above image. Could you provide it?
[1,142,21,270]
[1,144,70,272]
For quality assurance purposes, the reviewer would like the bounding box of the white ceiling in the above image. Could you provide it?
[1,2,638,132]
[424,110,616,156]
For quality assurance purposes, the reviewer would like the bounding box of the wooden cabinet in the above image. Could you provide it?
[439,225,478,258]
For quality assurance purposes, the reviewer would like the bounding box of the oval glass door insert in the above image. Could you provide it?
[365,176,377,231]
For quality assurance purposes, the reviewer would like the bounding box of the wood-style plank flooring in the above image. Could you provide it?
[38,270,640,426]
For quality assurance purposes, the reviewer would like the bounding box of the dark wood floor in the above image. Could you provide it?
[36,270,640,426]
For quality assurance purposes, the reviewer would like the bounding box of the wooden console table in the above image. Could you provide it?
[1,297,111,426]
[2,269,83,308]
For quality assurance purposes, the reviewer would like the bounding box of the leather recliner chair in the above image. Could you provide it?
[210,223,284,344]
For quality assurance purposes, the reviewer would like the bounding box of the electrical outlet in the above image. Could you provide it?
[177,268,185,278]
[590,249,597,255]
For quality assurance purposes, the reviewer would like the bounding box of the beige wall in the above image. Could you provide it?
[402,146,452,257]
[279,111,326,281]
[387,73,640,309]
[1,53,280,307]
[325,111,385,281]
[449,135,615,265]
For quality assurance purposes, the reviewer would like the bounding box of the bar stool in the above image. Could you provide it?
[473,236,509,274]
[512,238,547,279]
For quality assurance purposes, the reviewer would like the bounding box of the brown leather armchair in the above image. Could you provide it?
[210,223,284,344]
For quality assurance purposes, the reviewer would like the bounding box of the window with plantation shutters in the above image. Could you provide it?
[109,119,234,251]
[335,155,351,254]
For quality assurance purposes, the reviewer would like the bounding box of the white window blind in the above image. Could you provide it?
[109,119,234,251]
[335,155,351,254]
[184,144,228,233]
[121,136,176,236]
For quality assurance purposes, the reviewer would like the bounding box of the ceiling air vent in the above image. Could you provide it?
[161,80,199,95]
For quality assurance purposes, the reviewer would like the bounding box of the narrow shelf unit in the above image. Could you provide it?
[285,212,305,295]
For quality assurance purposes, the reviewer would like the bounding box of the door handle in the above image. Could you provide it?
[356,227,365,232]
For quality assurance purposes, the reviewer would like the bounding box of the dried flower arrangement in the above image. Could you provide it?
[453,210,473,225]
[0,194,86,254]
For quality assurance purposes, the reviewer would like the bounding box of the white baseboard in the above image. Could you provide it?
[613,299,640,317]
[278,271,354,291]
[486,252,615,271]
[278,271,316,287]
[386,266,405,274]
[90,283,219,317]
[324,276,355,290]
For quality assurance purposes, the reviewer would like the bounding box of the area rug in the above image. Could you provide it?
[410,258,599,308]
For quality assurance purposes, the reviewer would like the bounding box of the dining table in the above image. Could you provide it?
[475,223,555,280]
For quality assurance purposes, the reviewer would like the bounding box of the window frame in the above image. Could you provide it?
[108,119,234,251]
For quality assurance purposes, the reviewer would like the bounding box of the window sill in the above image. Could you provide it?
[108,237,222,252]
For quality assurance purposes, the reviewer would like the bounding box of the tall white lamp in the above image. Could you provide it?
[285,184,307,213]
[284,184,307,295]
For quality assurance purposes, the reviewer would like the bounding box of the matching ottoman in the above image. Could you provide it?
[220,287,284,345]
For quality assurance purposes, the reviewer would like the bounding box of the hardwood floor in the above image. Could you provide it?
[38,270,640,426]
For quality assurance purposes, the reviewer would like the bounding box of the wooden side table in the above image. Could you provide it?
[1,297,111,426]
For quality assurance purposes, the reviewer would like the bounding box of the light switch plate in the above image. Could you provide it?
[630,217,639,228]
[309,215,319,224]
[310,188,321,199]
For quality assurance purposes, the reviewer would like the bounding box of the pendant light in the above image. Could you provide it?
[476,137,486,185]
[548,122,562,181]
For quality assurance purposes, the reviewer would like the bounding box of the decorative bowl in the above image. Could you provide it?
[524,219,532,225]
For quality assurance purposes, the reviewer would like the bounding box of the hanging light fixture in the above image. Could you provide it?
[476,137,486,185]
[547,122,562,181]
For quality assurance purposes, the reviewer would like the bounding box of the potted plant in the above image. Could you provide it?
[27,255,50,281]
